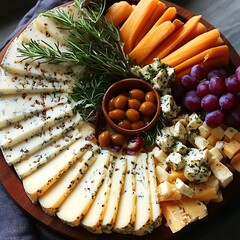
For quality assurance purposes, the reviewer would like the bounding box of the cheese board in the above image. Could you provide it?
[0,0,240,239]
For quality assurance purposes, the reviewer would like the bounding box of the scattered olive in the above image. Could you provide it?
[98,131,111,146]
[145,91,156,103]
[118,119,132,129]
[128,98,141,110]
[126,109,140,123]
[111,133,126,146]
[114,95,128,109]
[108,97,115,111]
[131,120,145,130]
[129,89,145,102]
[109,109,125,122]
[139,101,156,116]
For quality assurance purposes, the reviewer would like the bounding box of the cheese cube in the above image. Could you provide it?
[194,136,209,150]
[175,178,194,198]
[223,140,240,159]
[230,152,240,172]
[174,121,187,141]
[209,147,223,162]
[151,147,168,170]
[169,169,187,182]
[172,114,189,126]
[211,190,223,203]
[210,161,233,188]
[190,183,218,201]
[161,95,179,119]
[211,127,225,140]
[207,135,218,146]
[157,181,181,202]
[173,141,189,155]
[156,127,175,152]
[224,127,238,139]
[185,149,210,167]
[233,132,240,142]
[184,165,211,183]
[155,166,172,183]
[215,141,224,151]
[199,123,212,138]
[166,152,186,171]
[187,113,203,131]
[204,175,220,192]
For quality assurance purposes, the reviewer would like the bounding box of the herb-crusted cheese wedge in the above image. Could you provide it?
[56,150,111,226]
[23,136,90,203]
[4,113,82,165]
[134,153,153,236]
[0,92,68,129]
[114,155,137,233]
[82,160,115,234]
[39,145,100,216]
[0,68,71,94]
[0,103,73,148]
[102,155,127,233]
[147,154,162,228]
[14,128,82,179]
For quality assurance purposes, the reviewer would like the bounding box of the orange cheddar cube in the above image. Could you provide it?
[169,169,187,182]
[230,152,240,172]
[233,132,240,143]
[223,135,231,143]
[190,183,218,201]
[157,181,181,202]
[223,140,240,159]
[207,135,218,146]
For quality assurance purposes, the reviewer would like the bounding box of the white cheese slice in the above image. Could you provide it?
[4,113,82,165]
[56,150,111,226]
[0,68,71,94]
[1,38,77,82]
[175,178,194,198]
[82,159,115,234]
[134,153,153,236]
[114,155,137,233]
[147,154,162,228]
[102,155,127,233]
[14,127,82,179]
[0,92,68,129]
[0,103,73,148]
[23,136,90,203]
[39,145,100,215]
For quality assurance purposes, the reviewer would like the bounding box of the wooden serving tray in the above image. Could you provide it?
[0,1,240,239]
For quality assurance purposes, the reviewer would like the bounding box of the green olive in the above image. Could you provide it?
[126,109,140,123]
[111,134,126,146]
[109,109,125,122]
[129,89,145,102]
[118,119,132,129]
[139,101,156,116]
[108,97,115,111]
[128,98,141,110]
[145,91,156,103]
[98,131,111,146]
[131,120,145,130]
[114,95,128,109]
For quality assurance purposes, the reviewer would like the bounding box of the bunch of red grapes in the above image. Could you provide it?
[172,65,240,128]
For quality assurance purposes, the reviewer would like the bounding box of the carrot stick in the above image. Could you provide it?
[129,21,175,65]
[172,19,184,31]
[134,2,167,46]
[120,0,159,54]
[162,29,220,67]
[105,1,134,27]
[172,22,207,52]
[174,45,229,73]
[144,15,201,64]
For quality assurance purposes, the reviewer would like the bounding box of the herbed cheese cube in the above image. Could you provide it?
[156,127,175,152]
[174,121,187,141]
[209,147,223,163]
[185,149,210,167]
[173,141,189,155]
[199,123,212,138]
[175,178,194,198]
[166,152,186,171]
[194,136,209,150]
[172,114,189,127]
[161,95,179,119]
[187,113,203,131]
[211,127,225,140]
[184,164,211,183]
[157,181,181,202]
[155,166,172,183]
[151,147,168,170]
[224,127,238,139]
[210,161,233,188]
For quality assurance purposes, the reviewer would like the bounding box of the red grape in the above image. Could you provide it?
[235,66,240,82]
[172,82,187,104]
[197,81,210,97]
[205,110,224,128]
[201,94,219,112]
[181,74,197,89]
[209,77,225,95]
[225,75,240,94]
[219,93,236,110]
[207,68,227,80]
[183,90,201,112]
[190,64,207,81]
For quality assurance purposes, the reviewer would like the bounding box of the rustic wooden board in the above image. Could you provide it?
[0,1,240,240]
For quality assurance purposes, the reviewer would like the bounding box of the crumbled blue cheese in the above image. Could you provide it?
[131,58,175,94]
[161,95,179,120]
[173,121,187,141]
[187,113,203,131]
[165,152,186,171]
[184,165,211,183]
[185,149,209,167]
[173,141,189,155]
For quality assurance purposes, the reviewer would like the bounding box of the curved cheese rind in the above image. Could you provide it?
[102,155,127,233]
[39,146,100,215]
[114,155,137,234]
[56,151,111,226]
[23,136,91,202]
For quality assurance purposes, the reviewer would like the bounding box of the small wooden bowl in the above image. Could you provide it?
[102,78,161,135]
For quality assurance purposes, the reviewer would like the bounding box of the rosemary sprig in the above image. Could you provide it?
[17,0,132,78]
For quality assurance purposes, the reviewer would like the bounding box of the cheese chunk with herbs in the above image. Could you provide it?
[158,181,181,202]
[0,92,68,129]
[166,152,186,171]
[56,151,111,226]
[175,178,194,198]
[156,127,175,152]
[187,113,203,131]
[23,136,90,202]
[0,103,73,148]
[161,95,179,119]
[102,156,127,233]
[39,146,99,215]
[114,155,137,233]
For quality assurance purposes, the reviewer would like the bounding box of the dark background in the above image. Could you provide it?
[0,0,240,239]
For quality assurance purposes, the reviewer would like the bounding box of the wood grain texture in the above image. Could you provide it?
[0,1,240,240]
